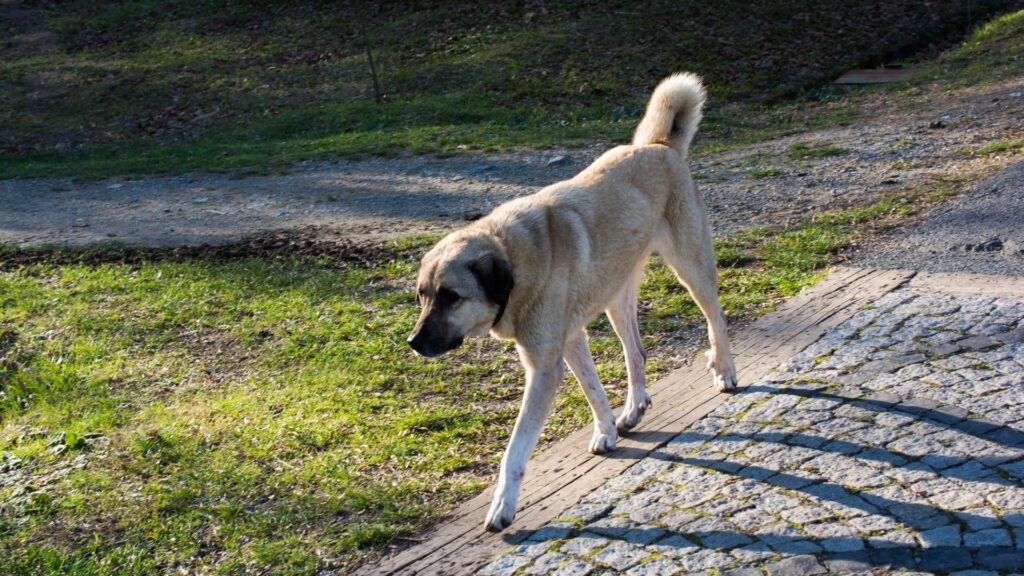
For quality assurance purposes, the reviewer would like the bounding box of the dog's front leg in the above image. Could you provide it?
[485,356,562,532]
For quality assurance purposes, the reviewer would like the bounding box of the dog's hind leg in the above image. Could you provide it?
[607,266,652,433]
[564,330,617,454]
[659,228,737,392]
[485,350,562,532]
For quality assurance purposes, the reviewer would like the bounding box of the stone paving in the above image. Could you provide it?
[478,289,1024,575]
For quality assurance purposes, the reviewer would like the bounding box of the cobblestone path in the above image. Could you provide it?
[479,289,1024,576]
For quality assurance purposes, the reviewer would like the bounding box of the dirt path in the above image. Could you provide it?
[853,158,1024,275]
[2,77,1022,248]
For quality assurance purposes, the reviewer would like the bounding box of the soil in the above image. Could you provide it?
[3,76,1023,254]
[0,226,393,269]
[851,157,1024,276]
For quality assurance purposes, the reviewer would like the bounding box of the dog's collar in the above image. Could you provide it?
[492,299,509,328]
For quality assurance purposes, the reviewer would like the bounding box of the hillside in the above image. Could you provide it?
[1,0,1015,178]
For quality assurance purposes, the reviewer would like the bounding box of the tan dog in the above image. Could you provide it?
[408,73,736,532]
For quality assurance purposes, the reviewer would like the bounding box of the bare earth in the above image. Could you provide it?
[1,77,1023,252]
[853,158,1024,276]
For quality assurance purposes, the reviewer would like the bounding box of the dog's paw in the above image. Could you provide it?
[712,369,737,392]
[706,350,737,392]
[484,493,516,532]
[589,430,617,454]
[616,391,652,433]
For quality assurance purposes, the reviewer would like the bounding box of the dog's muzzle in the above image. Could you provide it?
[407,329,463,358]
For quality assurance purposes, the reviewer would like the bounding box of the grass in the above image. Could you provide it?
[788,142,848,160]
[0,0,1010,179]
[0,185,955,574]
[928,8,1024,86]
[965,139,1024,156]
[746,167,784,179]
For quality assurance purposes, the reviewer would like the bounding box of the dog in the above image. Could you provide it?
[407,73,736,532]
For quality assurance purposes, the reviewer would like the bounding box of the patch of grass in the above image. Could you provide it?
[963,139,1024,156]
[0,254,501,574]
[788,142,848,160]
[746,167,784,179]
[737,151,778,167]
[0,1,1011,179]
[885,138,921,153]
[387,232,445,253]
[930,8,1024,85]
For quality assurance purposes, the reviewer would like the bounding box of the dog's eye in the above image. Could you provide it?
[438,287,461,303]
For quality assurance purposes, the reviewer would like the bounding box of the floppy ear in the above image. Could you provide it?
[470,254,514,309]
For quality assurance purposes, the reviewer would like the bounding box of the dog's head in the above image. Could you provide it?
[407,233,514,358]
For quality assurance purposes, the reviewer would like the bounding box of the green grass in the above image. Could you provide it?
[746,167,784,179]
[966,139,1024,156]
[0,187,951,574]
[929,8,1024,85]
[0,0,1010,179]
[787,142,848,160]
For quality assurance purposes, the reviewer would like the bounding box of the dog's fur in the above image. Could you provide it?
[408,73,736,532]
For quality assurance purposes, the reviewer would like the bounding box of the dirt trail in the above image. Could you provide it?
[2,77,1023,249]
[853,158,1024,275]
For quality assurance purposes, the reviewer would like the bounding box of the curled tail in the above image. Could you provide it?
[632,72,706,159]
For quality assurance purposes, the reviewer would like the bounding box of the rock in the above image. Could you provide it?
[974,238,1003,252]
[547,155,570,167]
[919,546,972,572]
[765,554,826,576]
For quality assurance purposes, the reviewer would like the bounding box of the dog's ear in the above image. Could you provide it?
[470,254,514,308]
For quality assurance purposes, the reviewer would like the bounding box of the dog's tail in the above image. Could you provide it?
[632,72,706,159]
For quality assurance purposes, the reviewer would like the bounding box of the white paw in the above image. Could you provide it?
[616,391,652,433]
[484,491,517,532]
[589,430,617,454]
[706,350,737,392]
[714,371,737,392]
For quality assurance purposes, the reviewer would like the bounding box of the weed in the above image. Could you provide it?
[964,140,1024,156]
[788,142,848,160]
[886,138,920,153]
[746,167,784,179]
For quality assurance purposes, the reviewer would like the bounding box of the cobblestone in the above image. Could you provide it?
[478,291,1024,575]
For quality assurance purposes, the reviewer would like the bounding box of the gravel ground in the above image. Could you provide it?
[852,159,1024,276]
[2,77,1022,250]
[479,288,1024,576]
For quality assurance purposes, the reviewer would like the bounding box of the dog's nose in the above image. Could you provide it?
[407,331,425,353]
